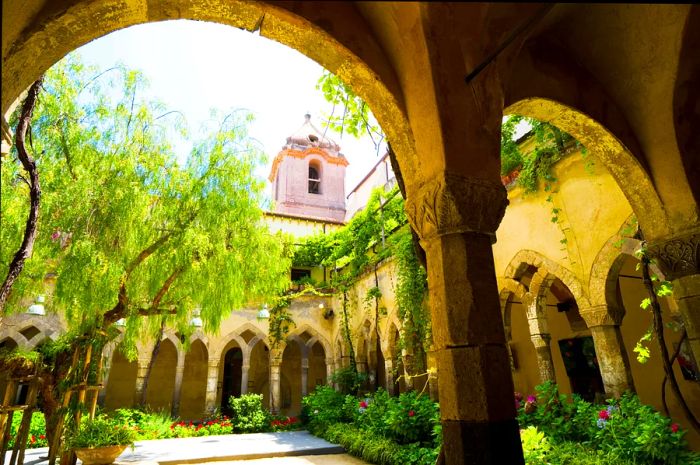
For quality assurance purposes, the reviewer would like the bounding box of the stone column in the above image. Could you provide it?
[325,358,334,385]
[97,348,113,406]
[384,359,395,395]
[301,357,309,397]
[270,363,282,414]
[649,232,700,366]
[530,335,556,383]
[405,174,522,464]
[204,359,220,414]
[427,350,439,402]
[134,357,150,405]
[581,306,635,397]
[241,364,250,396]
[526,303,556,383]
[171,353,186,417]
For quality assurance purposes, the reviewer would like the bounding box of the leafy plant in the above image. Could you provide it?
[65,415,136,449]
[520,426,551,464]
[228,393,270,433]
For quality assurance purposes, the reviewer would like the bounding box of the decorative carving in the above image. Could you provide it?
[579,305,624,327]
[405,173,508,241]
[647,232,700,281]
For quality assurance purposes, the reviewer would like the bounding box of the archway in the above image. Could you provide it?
[144,338,178,412]
[220,346,243,414]
[248,339,270,408]
[179,339,208,420]
[104,348,137,411]
[308,341,327,394]
[280,340,302,415]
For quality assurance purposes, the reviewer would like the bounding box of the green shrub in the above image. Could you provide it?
[228,393,270,433]
[383,391,439,446]
[301,385,351,433]
[7,411,48,449]
[520,426,551,464]
[330,366,368,395]
[65,415,136,449]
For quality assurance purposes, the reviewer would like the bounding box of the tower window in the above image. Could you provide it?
[308,165,321,194]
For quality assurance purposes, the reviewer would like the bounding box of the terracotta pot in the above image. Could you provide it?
[74,444,128,465]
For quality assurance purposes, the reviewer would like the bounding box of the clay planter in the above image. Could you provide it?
[73,444,127,465]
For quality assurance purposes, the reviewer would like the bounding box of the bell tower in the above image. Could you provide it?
[269,114,348,222]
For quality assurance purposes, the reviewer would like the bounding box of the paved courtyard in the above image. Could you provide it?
[14,431,369,465]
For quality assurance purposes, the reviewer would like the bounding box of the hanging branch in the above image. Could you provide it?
[0,76,45,312]
[661,330,687,417]
[640,246,700,433]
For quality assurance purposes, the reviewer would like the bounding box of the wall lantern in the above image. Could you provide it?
[190,308,203,327]
[320,302,334,320]
[257,304,270,320]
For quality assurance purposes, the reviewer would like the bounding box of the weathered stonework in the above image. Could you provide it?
[647,232,700,281]
[405,173,508,242]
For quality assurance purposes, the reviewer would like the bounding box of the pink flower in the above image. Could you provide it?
[514,392,523,402]
[515,400,521,410]
[527,395,536,403]
[51,231,60,241]
[408,410,415,417]
[599,410,610,421]
[671,423,679,433]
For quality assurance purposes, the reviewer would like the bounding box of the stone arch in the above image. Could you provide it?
[0,337,19,350]
[673,5,700,204]
[180,338,208,420]
[144,338,178,412]
[588,215,644,309]
[499,278,530,342]
[161,331,184,363]
[504,249,590,309]
[212,331,248,362]
[382,316,402,357]
[286,324,332,358]
[504,98,669,241]
[1,0,419,189]
[0,329,28,350]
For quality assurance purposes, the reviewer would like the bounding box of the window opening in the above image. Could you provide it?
[308,165,320,194]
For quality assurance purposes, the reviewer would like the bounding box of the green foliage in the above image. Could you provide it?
[516,382,699,465]
[520,426,552,464]
[7,412,48,449]
[330,366,368,395]
[228,393,271,433]
[65,415,136,449]
[1,54,291,354]
[382,391,440,446]
[301,385,351,433]
[316,71,384,153]
[110,408,174,440]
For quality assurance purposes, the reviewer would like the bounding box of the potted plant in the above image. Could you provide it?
[65,415,136,465]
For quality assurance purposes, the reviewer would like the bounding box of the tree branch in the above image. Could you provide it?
[0,76,44,312]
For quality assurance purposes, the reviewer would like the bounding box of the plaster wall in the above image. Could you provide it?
[144,339,177,413]
[179,339,208,420]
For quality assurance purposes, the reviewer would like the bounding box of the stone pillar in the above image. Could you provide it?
[401,348,415,391]
[427,350,439,402]
[204,359,220,414]
[134,357,150,405]
[241,364,250,396]
[405,174,523,465]
[530,335,556,383]
[270,363,282,414]
[325,358,334,385]
[649,232,700,366]
[97,348,113,406]
[171,353,186,417]
[301,357,309,397]
[581,306,635,397]
[384,359,395,395]
[526,304,556,383]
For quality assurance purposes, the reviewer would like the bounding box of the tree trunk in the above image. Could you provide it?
[0,76,44,311]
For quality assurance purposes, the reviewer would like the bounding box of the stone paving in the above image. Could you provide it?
[15,431,352,464]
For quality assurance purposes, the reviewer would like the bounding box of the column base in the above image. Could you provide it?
[439,419,524,465]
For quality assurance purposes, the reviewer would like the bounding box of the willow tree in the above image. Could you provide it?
[1,55,291,449]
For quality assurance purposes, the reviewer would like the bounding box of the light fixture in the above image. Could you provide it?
[115,318,126,327]
[320,302,334,320]
[190,308,203,328]
[257,304,270,320]
[27,295,46,316]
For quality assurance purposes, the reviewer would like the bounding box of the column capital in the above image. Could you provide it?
[405,173,508,242]
[647,231,700,281]
[530,334,551,348]
[580,305,624,327]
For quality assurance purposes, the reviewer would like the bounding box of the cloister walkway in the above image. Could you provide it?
[14,431,362,464]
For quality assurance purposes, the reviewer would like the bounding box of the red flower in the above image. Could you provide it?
[408,410,415,417]
[359,401,368,409]
[30,436,36,444]
[598,410,610,420]
[671,423,679,433]
[39,435,46,440]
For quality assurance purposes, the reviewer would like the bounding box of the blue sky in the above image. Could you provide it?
[73,20,384,192]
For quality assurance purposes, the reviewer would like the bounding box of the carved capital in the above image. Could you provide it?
[530,334,551,348]
[647,232,700,281]
[405,173,508,242]
[580,305,624,327]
